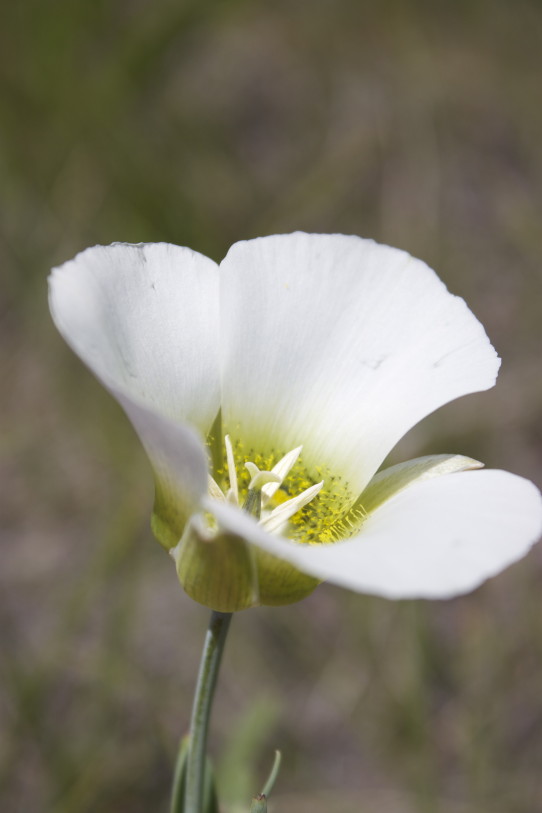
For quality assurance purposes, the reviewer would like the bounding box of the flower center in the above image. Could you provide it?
[209,435,367,544]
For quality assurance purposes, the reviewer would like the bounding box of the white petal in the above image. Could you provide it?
[114,388,209,548]
[219,233,499,494]
[205,470,542,599]
[49,242,220,435]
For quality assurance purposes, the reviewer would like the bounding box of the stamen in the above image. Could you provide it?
[261,445,303,504]
[208,475,226,502]
[224,434,238,504]
[261,481,324,534]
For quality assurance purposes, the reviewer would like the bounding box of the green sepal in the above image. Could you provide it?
[170,735,220,813]
[254,549,320,606]
[173,518,323,612]
[173,523,258,612]
[173,519,323,611]
[360,454,483,515]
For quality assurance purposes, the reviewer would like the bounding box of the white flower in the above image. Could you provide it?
[49,233,542,611]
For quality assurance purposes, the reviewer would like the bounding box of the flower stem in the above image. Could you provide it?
[183,610,232,813]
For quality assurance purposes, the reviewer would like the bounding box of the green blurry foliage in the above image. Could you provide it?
[1,1,542,811]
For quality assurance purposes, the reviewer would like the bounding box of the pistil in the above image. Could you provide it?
[242,463,281,519]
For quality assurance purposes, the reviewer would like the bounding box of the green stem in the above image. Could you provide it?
[184,610,232,813]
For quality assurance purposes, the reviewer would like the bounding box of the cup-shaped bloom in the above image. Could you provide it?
[49,234,542,611]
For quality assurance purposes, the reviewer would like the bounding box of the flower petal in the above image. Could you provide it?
[113,388,209,549]
[205,470,542,599]
[219,233,500,494]
[49,242,220,435]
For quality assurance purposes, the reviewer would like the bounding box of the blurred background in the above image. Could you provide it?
[2,1,542,811]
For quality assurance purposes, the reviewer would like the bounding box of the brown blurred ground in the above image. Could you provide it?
[1,1,542,811]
